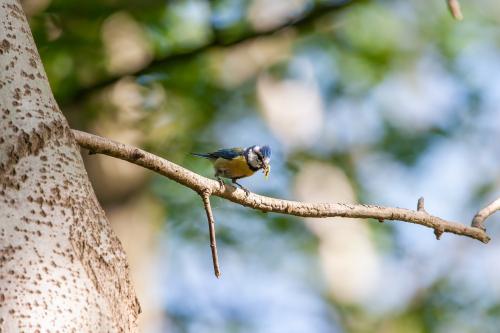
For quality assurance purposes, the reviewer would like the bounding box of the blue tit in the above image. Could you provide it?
[192,145,271,193]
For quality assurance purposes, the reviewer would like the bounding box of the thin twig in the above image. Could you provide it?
[471,198,500,231]
[447,0,463,20]
[72,130,491,244]
[417,197,426,213]
[200,190,221,278]
[417,197,442,239]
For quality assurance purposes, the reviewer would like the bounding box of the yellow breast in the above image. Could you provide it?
[214,156,255,179]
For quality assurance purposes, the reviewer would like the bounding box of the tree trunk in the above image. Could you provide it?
[0,1,140,331]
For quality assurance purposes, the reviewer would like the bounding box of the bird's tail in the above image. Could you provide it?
[191,152,212,158]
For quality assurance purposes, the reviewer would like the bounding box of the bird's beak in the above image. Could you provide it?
[263,162,270,179]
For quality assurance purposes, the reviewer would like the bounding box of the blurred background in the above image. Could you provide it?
[21,0,500,332]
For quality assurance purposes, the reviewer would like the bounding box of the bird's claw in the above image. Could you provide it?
[232,180,250,196]
[216,177,225,190]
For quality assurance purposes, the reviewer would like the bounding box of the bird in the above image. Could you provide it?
[192,145,271,194]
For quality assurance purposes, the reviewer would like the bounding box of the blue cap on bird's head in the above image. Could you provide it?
[260,145,271,159]
[250,145,271,178]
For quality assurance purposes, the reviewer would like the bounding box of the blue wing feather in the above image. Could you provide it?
[210,148,244,160]
[192,147,244,160]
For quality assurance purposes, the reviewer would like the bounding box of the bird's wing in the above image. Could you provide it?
[210,147,244,160]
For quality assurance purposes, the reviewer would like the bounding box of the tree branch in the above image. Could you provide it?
[447,0,464,20]
[65,0,363,105]
[471,198,500,231]
[200,190,221,278]
[72,130,491,247]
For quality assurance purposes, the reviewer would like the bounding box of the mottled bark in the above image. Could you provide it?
[0,1,140,332]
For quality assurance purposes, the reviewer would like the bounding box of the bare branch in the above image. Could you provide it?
[447,0,464,20]
[72,130,491,244]
[200,190,221,278]
[471,198,500,231]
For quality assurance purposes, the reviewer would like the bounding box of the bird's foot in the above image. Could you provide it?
[216,177,225,190]
[238,186,250,196]
[232,180,250,196]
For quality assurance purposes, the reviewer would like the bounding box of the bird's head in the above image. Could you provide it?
[246,145,272,178]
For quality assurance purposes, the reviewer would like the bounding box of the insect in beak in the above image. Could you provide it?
[263,163,270,179]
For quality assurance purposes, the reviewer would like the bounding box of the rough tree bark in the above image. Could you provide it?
[0,1,140,332]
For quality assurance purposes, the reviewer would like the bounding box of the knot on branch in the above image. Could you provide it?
[132,149,145,160]
[434,227,444,240]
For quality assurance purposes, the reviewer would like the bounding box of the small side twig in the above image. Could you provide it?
[417,197,427,213]
[417,197,442,239]
[434,227,444,240]
[447,0,463,20]
[471,198,500,231]
[200,190,221,278]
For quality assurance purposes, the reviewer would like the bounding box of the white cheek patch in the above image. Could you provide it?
[247,150,256,160]
[247,150,260,168]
